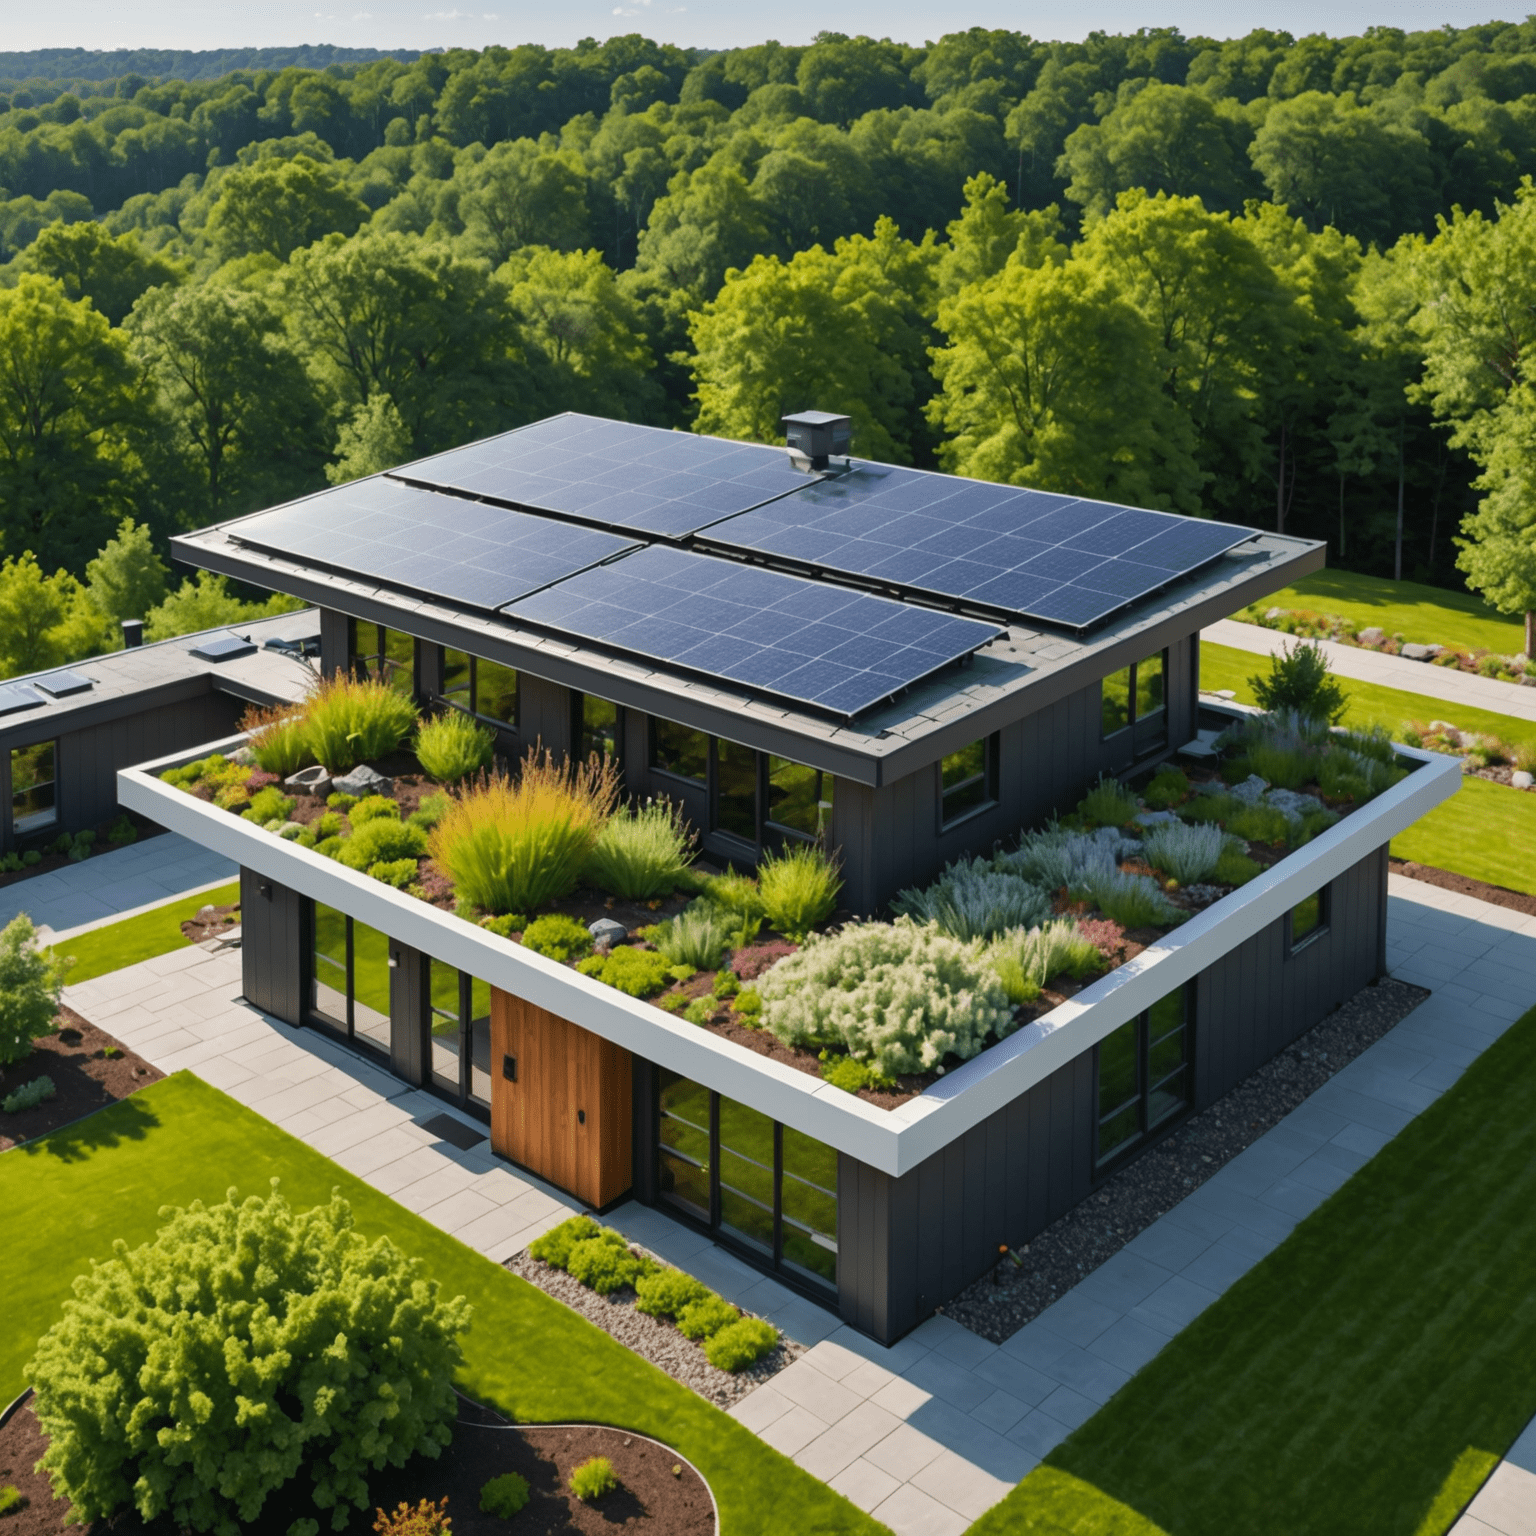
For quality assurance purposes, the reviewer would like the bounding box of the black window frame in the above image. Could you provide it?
[1094,982,1192,1172]
[574,691,624,769]
[1285,884,1331,955]
[937,733,999,832]
[426,960,491,1124]
[439,650,520,733]
[1101,649,1170,759]
[648,717,708,786]
[10,739,58,839]
[350,621,414,695]
[304,899,390,1062]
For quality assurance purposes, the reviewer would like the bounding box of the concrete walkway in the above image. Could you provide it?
[1451,1414,1536,1535]
[61,874,1536,1536]
[1204,617,1536,726]
[1,832,237,938]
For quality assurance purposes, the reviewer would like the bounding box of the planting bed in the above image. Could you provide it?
[0,1010,161,1152]
[0,1394,714,1536]
[1389,857,1536,918]
[0,815,156,892]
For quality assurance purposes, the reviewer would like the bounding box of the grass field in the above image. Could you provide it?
[1242,568,1525,657]
[48,880,240,983]
[968,1002,1536,1536]
[1,1073,885,1536]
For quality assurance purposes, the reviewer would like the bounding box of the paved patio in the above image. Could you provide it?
[1451,1414,1536,1536]
[62,872,1536,1536]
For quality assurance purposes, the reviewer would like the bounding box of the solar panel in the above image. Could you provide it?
[33,670,92,697]
[503,545,1001,718]
[190,633,257,662]
[393,414,829,539]
[701,461,1256,631]
[232,477,639,612]
[0,684,43,717]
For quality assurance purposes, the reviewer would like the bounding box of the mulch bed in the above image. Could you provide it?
[1389,856,1536,918]
[0,1010,162,1152]
[0,1395,714,1535]
[940,975,1429,1344]
[179,900,242,944]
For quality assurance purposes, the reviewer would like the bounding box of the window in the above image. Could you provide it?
[1288,887,1329,953]
[1101,652,1169,757]
[657,1069,838,1293]
[442,650,518,730]
[353,623,413,695]
[650,719,707,783]
[307,902,390,1057]
[766,756,833,842]
[939,735,997,828]
[714,738,759,843]
[578,693,621,764]
[11,742,57,836]
[1095,985,1190,1167]
[428,958,492,1117]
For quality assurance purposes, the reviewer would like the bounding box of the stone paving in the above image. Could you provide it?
[1204,617,1536,725]
[1451,1414,1536,1536]
[62,873,1536,1536]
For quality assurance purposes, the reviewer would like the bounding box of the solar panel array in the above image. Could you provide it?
[234,477,639,612]
[700,461,1255,630]
[396,413,828,539]
[0,684,43,718]
[504,545,1001,718]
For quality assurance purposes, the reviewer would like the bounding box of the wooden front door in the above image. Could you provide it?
[489,988,633,1208]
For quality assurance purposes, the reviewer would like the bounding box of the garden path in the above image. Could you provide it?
[59,875,1536,1536]
[2,832,236,939]
[1203,618,1536,726]
[1449,1412,1536,1536]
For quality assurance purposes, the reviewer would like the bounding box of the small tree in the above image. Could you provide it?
[0,913,69,1071]
[85,517,169,629]
[1248,640,1348,723]
[28,1183,471,1534]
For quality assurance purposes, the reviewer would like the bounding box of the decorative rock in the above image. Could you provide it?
[285,764,331,797]
[1134,810,1180,827]
[1266,607,1284,619]
[1428,721,1462,743]
[589,917,628,949]
[228,746,256,767]
[1228,774,1269,805]
[1514,771,1535,790]
[330,764,392,798]
[1401,642,1440,661]
[1266,787,1325,823]
[1358,626,1386,645]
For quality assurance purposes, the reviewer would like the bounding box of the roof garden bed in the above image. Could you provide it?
[153,679,1432,1112]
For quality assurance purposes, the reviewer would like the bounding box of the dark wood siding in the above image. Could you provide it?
[240,865,303,1024]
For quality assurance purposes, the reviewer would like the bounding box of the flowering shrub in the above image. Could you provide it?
[757,918,1014,1075]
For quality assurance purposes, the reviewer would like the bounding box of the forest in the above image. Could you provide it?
[0,22,1535,673]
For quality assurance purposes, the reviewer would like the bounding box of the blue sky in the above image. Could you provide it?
[6,0,1517,56]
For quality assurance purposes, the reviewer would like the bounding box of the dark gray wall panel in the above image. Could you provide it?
[240,865,303,1025]
[390,940,429,1086]
[519,673,574,762]
[321,608,352,677]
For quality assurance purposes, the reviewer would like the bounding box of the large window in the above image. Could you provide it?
[650,719,707,783]
[578,693,621,765]
[11,742,57,836]
[429,958,492,1117]
[308,902,391,1057]
[714,738,758,843]
[352,623,414,695]
[766,755,833,842]
[939,735,998,829]
[657,1069,838,1293]
[1288,886,1329,953]
[1101,651,1168,758]
[442,650,518,730]
[1095,985,1190,1167]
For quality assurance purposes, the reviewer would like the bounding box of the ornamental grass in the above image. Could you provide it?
[303,674,419,773]
[239,702,313,777]
[583,798,695,899]
[429,750,618,917]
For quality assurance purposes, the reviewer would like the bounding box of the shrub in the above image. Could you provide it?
[0,914,69,1067]
[1248,640,1348,722]
[704,1317,780,1372]
[28,1184,468,1534]
[676,1294,739,1340]
[408,792,450,831]
[758,918,1014,1075]
[987,920,1104,998]
[585,799,694,899]
[241,786,295,825]
[373,1497,450,1534]
[566,1231,652,1294]
[1246,742,1315,791]
[1074,869,1184,929]
[480,1473,530,1518]
[757,844,841,940]
[712,969,739,999]
[349,794,400,825]
[1177,792,1241,826]
[415,711,495,783]
[430,752,617,917]
[368,859,418,889]
[998,824,1130,892]
[728,941,795,981]
[682,998,712,1025]
[313,811,343,839]
[645,903,732,970]
[480,913,527,939]
[576,947,675,998]
[315,835,345,860]
[336,818,429,871]
[0,1485,19,1515]
[893,858,1051,942]
[3,1072,56,1112]
[328,791,358,811]
[819,1052,897,1093]
[569,1458,617,1503]
[107,814,137,845]
[1140,821,1227,884]
[1213,844,1262,886]
[704,868,766,922]
[1223,803,1292,845]
[1141,767,1189,810]
[521,913,593,962]
[734,987,762,1018]
[528,1214,602,1269]
[635,1268,710,1318]
[1077,774,1140,827]
[303,673,419,772]
[240,702,312,777]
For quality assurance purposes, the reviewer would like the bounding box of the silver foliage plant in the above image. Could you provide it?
[892,856,1052,942]
[1140,820,1228,884]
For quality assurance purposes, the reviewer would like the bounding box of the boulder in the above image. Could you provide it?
[285,764,331,798]
[1514,771,1535,790]
[229,746,256,767]
[588,917,628,950]
[1358,626,1386,645]
[1229,774,1269,805]
[1401,642,1440,661]
[331,764,392,798]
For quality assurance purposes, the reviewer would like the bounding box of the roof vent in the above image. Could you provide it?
[35,670,92,698]
[191,632,257,662]
[782,410,851,470]
[0,683,43,717]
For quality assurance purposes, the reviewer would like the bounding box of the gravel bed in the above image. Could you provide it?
[941,976,1429,1344]
[506,1252,803,1409]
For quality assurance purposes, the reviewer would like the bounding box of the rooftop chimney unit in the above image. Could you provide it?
[121,619,144,648]
[782,410,852,470]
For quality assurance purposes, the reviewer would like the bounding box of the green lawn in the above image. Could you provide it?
[1241,567,1525,657]
[1,1073,885,1536]
[968,1003,1536,1536]
[48,880,241,983]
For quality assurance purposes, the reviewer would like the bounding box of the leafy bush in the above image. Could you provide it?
[0,1485,19,1515]
[328,791,358,811]
[997,824,1131,892]
[576,947,675,998]
[521,913,593,962]
[711,969,739,999]
[1249,640,1347,723]
[302,674,419,773]
[0,914,69,1067]
[3,1072,56,1112]
[368,859,418,889]
[480,1473,531,1518]
[1177,792,1241,826]
[315,835,345,859]
[645,902,732,970]
[635,1269,710,1318]
[569,1458,617,1503]
[107,813,137,845]
[682,998,712,1025]
[1074,869,1184,929]
[566,1231,653,1294]
[757,844,841,940]
[28,1184,468,1534]
[1077,774,1140,827]
[1141,767,1189,810]
[240,703,312,777]
[480,912,527,938]
[819,1052,897,1093]
[734,987,762,1018]
[528,1214,601,1269]
[241,785,295,825]
[676,1294,739,1340]
[349,794,400,825]
[414,711,495,783]
[704,1317,780,1372]
[585,799,694,899]
[758,918,1015,1075]
[373,1497,450,1534]
[1246,742,1316,790]
[336,818,429,871]
[1213,844,1262,886]
[408,792,450,831]
[893,857,1051,942]
[1140,821,1227,884]
[1224,803,1292,845]
[728,941,795,981]
[703,868,766,922]
[430,752,617,916]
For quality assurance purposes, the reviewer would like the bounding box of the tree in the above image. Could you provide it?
[204,153,369,263]
[85,517,169,628]
[144,571,301,642]
[634,159,771,304]
[456,138,590,265]
[1457,401,1536,653]
[15,219,185,326]
[0,914,69,1071]
[29,1183,470,1533]
[934,172,1065,298]
[326,393,412,484]
[0,553,107,677]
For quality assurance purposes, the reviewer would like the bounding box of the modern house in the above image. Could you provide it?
[117,412,1458,1342]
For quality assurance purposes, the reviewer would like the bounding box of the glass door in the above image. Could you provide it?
[429,958,492,1118]
[305,902,390,1059]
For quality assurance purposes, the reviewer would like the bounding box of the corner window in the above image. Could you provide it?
[12,742,57,836]
[939,735,998,829]
[650,719,707,783]
[578,693,621,764]
[1288,886,1329,953]
[442,650,518,731]
[353,622,413,695]
[1096,984,1190,1167]
[766,755,833,842]
[1102,651,1168,757]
